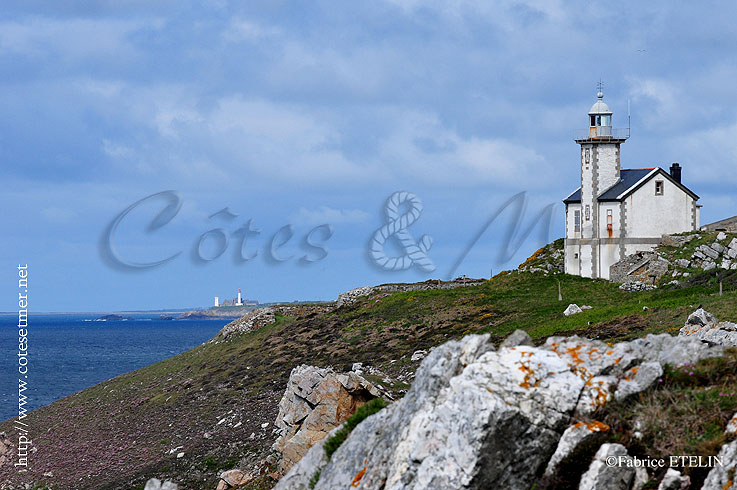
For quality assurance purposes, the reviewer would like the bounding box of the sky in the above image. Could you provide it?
[2,1,736,312]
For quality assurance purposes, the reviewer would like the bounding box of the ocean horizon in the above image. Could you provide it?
[0,313,229,422]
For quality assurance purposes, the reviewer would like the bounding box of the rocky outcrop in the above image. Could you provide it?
[280,324,724,490]
[336,279,486,308]
[217,304,332,339]
[679,307,737,346]
[518,239,564,275]
[689,236,737,271]
[272,365,382,474]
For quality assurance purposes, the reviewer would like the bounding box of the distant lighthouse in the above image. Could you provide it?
[214,296,220,307]
[236,288,243,306]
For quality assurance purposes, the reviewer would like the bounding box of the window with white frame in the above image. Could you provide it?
[655,181,664,196]
[574,210,581,232]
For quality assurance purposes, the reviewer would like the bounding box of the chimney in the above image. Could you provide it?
[670,162,682,184]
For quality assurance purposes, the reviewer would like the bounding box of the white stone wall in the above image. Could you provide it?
[564,242,581,276]
[566,203,582,239]
[595,144,620,192]
[626,176,696,238]
[597,204,621,239]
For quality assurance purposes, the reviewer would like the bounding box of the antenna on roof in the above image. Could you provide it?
[627,99,631,139]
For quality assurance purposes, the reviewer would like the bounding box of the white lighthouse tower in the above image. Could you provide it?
[575,87,628,278]
[236,288,243,306]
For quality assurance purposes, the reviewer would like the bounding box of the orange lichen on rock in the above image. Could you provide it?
[517,361,540,390]
[352,460,368,487]
[572,420,609,432]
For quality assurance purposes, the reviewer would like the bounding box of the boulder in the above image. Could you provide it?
[657,468,690,490]
[410,350,427,361]
[565,304,583,316]
[614,362,663,402]
[216,469,255,490]
[699,244,720,260]
[712,243,727,254]
[578,443,637,490]
[499,329,534,348]
[717,232,728,241]
[674,259,691,268]
[272,365,382,473]
[679,308,737,347]
[544,421,609,476]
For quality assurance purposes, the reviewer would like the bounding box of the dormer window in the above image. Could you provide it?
[655,181,664,196]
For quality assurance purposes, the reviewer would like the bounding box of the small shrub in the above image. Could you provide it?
[308,469,321,489]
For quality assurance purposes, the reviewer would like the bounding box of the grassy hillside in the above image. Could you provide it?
[3,263,737,489]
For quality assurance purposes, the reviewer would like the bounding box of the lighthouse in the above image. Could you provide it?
[563,85,701,279]
[236,288,243,306]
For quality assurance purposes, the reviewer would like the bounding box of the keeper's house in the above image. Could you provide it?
[563,90,701,279]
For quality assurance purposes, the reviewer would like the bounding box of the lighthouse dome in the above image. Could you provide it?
[589,92,612,115]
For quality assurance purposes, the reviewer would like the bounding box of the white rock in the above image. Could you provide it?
[702,439,737,489]
[544,421,609,476]
[680,309,737,347]
[726,413,737,435]
[176,451,184,458]
[578,443,636,490]
[717,232,728,241]
[614,361,663,402]
[499,330,533,349]
[657,468,690,490]
[564,304,583,316]
[261,422,270,429]
[410,350,427,361]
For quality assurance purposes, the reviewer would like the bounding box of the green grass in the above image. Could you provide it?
[308,470,321,489]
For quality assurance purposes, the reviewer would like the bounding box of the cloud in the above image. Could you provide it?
[221,18,280,42]
[291,206,371,225]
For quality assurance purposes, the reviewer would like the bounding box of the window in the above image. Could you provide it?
[585,205,591,221]
[574,210,581,232]
[655,181,664,196]
[607,209,613,225]
[590,115,596,126]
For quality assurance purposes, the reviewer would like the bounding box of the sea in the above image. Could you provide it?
[0,313,229,422]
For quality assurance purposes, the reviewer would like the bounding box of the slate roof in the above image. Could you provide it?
[563,168,699,204]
